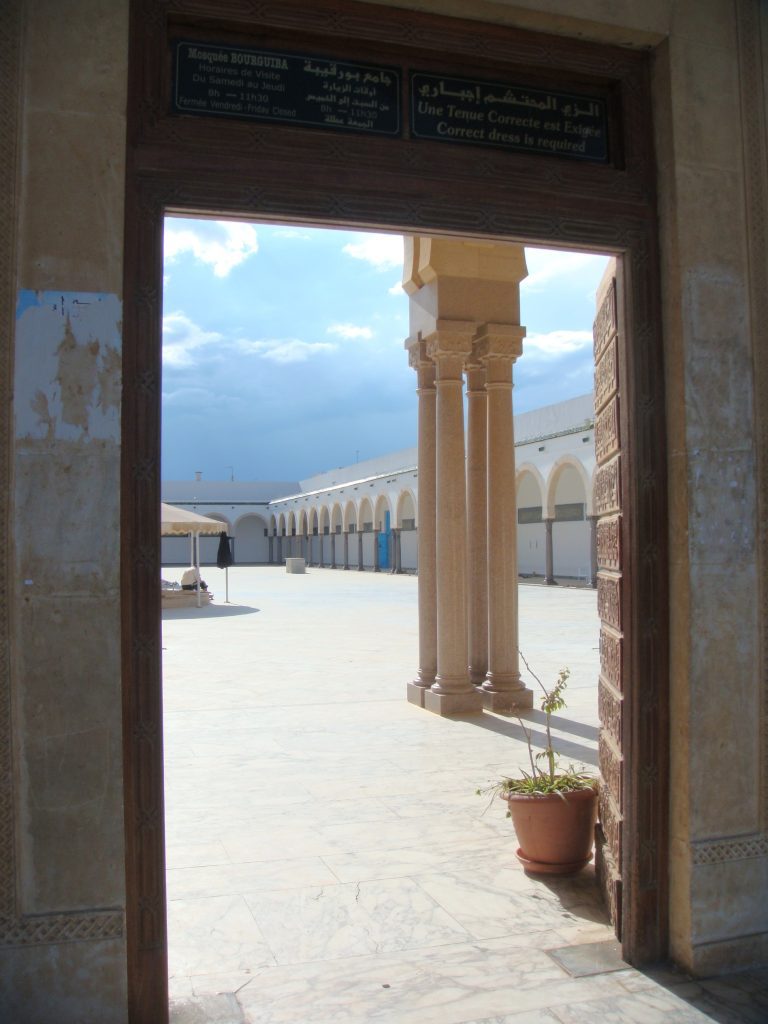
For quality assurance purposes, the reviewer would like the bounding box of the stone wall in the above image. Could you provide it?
[0,1,130,1020]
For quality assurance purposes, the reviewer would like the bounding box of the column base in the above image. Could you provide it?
[424,688,484,716]
[480,687,534,711]
[407,681,432,707]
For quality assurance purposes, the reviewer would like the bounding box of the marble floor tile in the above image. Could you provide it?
[167,856,341,900]
[320,835,515,884]
[316,809,503,855]
[457,1014,561,1024]
[161,569,766,1024]
[243,876,471,965]
[234,935,621,1024]
[548,988,720,1023]
[284,795,403,827]
[169,992,245,1024]
[190,972,259,997]
[167,894,276,977]
[218,824,342,863]
[166,841,231,870]
[414,870,607,941]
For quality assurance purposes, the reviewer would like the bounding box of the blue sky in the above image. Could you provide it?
[162,218,608,482]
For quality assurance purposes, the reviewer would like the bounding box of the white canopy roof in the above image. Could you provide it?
[160,502,224,537]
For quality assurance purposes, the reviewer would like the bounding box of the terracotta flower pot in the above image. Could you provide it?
[504,785,598,875]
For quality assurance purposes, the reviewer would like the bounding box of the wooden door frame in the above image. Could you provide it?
[122,2,668,1019]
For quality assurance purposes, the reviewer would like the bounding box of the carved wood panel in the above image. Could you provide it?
[593,273,626,942]
[123,2,668,1018]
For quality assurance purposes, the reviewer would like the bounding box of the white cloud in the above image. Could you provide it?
[164,219,259,277]
[522,248,609,292]
[161,386,212,405]
[327,322,373,340]
[342,232,403,271]
[162,312,224,367]
[524,329,593,356]
[273,227,312,240]
[237,338,337,363]
[388,280,404,295]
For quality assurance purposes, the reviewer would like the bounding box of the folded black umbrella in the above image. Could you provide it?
[216,531,233,569]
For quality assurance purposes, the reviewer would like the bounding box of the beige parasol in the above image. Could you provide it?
[161,502,223,606]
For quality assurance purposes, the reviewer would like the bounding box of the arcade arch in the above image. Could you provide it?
[546,459,591,581]
[516,466,546,577]
[396,488,417,529]
[233,513,269,564]
[374,494,393,571]
[196,513,231,564]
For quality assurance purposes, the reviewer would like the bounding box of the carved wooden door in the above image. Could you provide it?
[593,272,624,936]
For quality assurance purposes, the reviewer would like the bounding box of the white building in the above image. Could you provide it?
[162,393,596,582]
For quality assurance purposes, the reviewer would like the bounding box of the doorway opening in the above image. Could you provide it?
[158,217,612,1005]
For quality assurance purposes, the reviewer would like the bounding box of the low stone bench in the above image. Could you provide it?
[161,589,212,607]
[285,557,306,574]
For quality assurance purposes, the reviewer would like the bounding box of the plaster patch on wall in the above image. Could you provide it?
[14,291,122,441]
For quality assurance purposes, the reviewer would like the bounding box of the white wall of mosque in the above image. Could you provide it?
[162,396,595,578]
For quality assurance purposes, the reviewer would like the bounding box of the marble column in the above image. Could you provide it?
[425,321,483,716]
[390,529,399,574]
[357,529,364,571]
[395,529,403,574]
[544,518,556,585]
[405,337,437,706]
[331,532,336,569]
[268,534,274,564]
[589,514,598,588]
[343,531,349,570]
[318,533,324,568]
[465,355,488,686]
[277,534,283,563]
[374,526,381,572]
[477,324,533,710]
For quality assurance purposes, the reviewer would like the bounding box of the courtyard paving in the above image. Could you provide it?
[163,566,768,1024]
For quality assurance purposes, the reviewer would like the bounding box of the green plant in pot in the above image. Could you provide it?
[479,654,598,876]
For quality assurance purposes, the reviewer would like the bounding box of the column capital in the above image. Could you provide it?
[406,334,436,390]
[465,360,486,394]
[405,333,430,366]
[426,320,475,379]
[473,322,526,363]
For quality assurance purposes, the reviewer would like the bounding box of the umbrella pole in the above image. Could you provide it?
[225,566,229,603]
[196,533,201,608]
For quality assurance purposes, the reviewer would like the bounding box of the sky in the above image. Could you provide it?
[162,217,609,482]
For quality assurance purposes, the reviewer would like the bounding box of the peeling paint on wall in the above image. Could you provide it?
[14,291,122,441]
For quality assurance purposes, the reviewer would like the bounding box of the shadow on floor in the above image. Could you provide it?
[162,604,260,620]
[644,964,768,1024]
[458,713,599,769]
